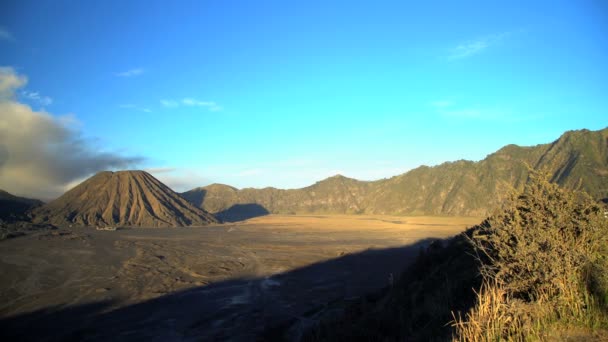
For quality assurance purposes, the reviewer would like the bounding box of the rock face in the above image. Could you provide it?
[0,190,43,220]
[31,171,217,227]
[183,127,608,217]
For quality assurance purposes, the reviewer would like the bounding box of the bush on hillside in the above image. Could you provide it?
[454,170,608,340]
[299,170,607,341]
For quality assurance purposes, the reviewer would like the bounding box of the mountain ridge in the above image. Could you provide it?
[182,127,608,217]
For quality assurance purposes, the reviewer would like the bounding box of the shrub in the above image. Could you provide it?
[454,170,608,340]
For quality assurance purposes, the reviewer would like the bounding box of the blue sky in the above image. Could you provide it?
[1,0,607,197]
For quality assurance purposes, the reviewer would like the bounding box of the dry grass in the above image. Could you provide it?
[451,280,527,342]
[452,171,608,341]
[452,279,608,341]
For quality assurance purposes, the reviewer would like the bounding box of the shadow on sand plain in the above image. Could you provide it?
[180,188,269,223]
[215,203,270,223]
[0,237,446,341]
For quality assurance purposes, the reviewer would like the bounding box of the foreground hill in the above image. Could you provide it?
[0,190,43,220]
[31,171,217,227]
[183,127,608,217]
[298,171,608,341]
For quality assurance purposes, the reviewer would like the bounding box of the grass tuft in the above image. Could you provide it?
[452,170,608,341]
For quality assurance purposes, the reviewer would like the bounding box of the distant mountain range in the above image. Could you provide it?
[4,127,605,227]
[30,171,217,227]
[182,127,608,218]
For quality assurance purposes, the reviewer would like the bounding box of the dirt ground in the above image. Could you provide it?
[0,215,481,341]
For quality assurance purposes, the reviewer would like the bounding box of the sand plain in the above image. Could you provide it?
[0,214,481,341]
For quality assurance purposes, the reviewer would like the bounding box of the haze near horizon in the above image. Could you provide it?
[0,0,606,199]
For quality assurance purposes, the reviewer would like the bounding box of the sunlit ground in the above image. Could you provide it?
[0,215,482,340]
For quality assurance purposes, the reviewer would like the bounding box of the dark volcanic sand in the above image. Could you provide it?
[0,215,480,341]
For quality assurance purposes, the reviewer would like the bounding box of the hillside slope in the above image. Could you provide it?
[0,190,43,220]
[298,171,608,341]
[366,127,608,216]
[184,128,608,217]
[31,171,217,227]
[183,174,372,216]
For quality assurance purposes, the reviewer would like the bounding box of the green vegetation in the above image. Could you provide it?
[301,171,608,341]
[453,171,608,340]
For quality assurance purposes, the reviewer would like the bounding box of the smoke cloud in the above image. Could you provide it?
[0,67,143,200]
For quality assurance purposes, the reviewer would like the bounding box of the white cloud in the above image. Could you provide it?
[114,68,144,77]
[22,90,53,106]
[0,28,14,41]
[161,98,222,111]
[119,103,151,113]
[448,32,512,60]
[160,99,179,108]
[144,167,177,174]
[146,167,211,192]
[0,67,143,199]
[0,67,27,98]
[430,99,531,122]
[182,98,222,111]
